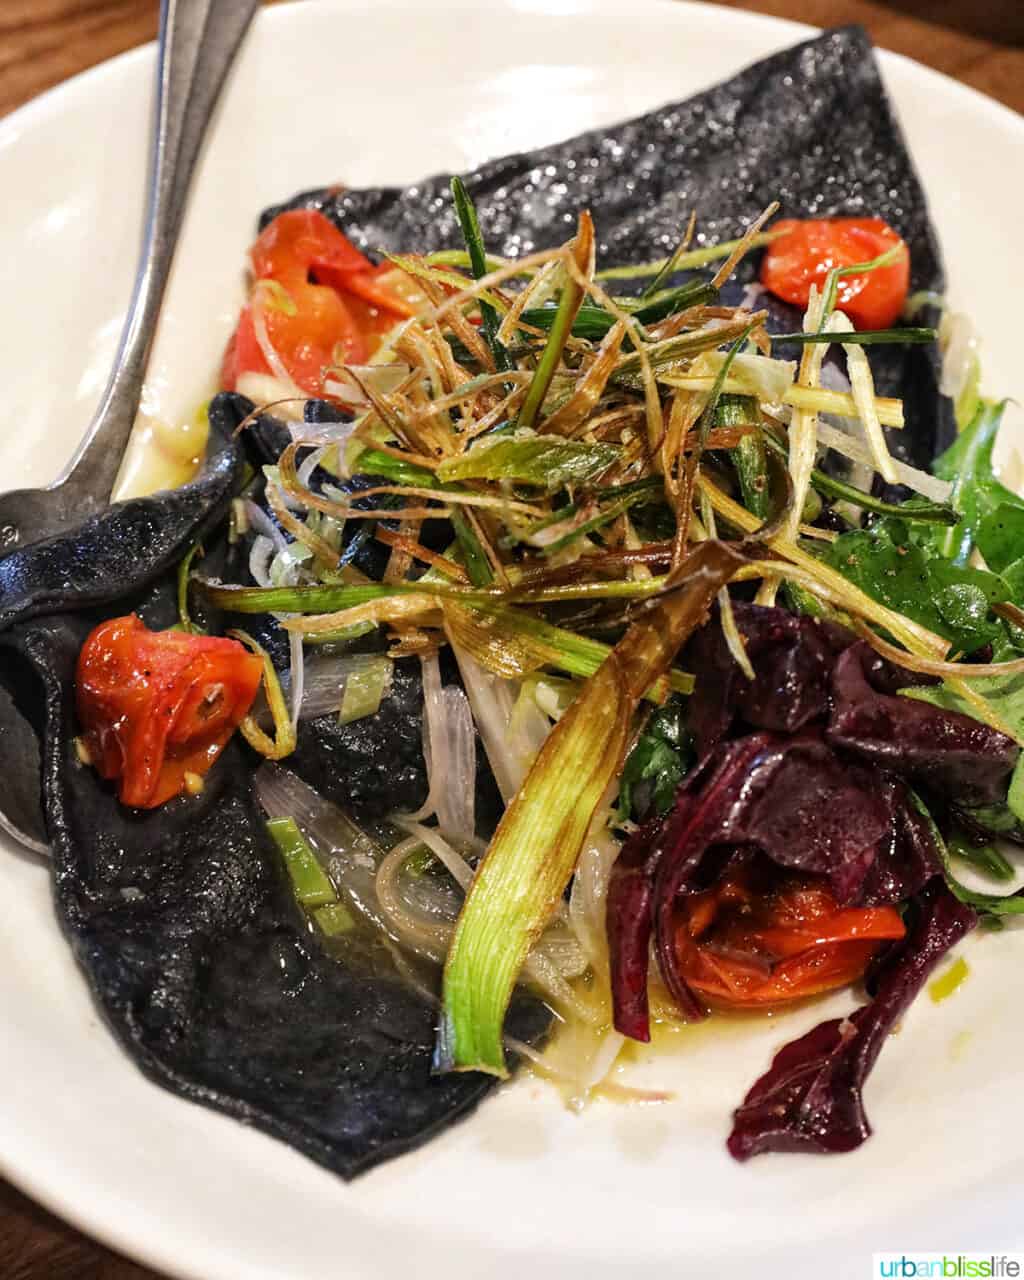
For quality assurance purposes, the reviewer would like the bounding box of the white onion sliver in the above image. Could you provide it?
[405,659,476,842]
[289,418,358,448]
[939,310,979,401]
[435,686,477,843]
[816,421,953,503]
[406,654,447,822]
[288,631,304,732]
[253,763,378,871]
[251,301,305,397]
[568,816,623,975]
[447,641,524,805]
[248,534,274,589]
[297,445,329,489]
[244,499,287,553]
[393,819,474,890]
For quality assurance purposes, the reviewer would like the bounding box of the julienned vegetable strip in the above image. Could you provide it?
[267,817,336,906]
[435,540,741,1076]
[760,432,959,525]
[518,213,594,429]
[445,600,695,697]
[696,475,949,659]
[774,327,935,346]
[450,176,513,373]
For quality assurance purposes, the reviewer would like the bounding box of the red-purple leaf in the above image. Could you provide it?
[727,881,976,1158]
[827,642,1019,806]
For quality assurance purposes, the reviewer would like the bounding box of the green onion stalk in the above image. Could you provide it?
[435,539,742,1077]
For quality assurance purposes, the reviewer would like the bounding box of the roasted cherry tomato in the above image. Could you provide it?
[220,210,417,395]
[759,217,910,330]
[76,615,263,809]
[674,867,906,1008]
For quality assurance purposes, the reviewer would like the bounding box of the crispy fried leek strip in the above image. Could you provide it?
[697,474,948,658]
[450,176,513,373]
[519,215,594,430]
[435,540,742,1077]
[231,630,297,760]
[443,601,693,698]
[541,320,627,436]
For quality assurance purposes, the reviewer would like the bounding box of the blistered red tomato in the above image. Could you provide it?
[76,615,263,809]
[220,209,417,396]
[759,217,910,330]
[674,867,906,1008]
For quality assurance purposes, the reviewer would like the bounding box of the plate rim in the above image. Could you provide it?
[1,3,1022,1277]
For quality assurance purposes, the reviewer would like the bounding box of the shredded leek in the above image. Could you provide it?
[519,215,594,429]
[437,437,619,490]
[436,541,740,1076]
[267,817,337,907]
[451,176,513,372]
[338,655,392,724]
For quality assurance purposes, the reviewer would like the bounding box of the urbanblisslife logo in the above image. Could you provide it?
[874,1256,1024,1278]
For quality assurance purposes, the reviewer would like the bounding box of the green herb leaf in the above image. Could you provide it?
[911,792,1024,918]
[932,399,1020,565]
[617,701,693,821]
[773,327,935,346]
[823,515,1012,654]
[904,634,1024,763]
[437,437,619,491]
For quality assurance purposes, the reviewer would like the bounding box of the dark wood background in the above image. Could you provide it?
[1,1,1021,1276]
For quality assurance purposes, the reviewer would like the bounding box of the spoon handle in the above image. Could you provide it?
[58,0,261,505]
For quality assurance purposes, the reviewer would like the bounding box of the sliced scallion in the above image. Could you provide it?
[267,817,337,908]
[774,327,936,346]
[338,655,393,724]
[314,901,357,936]
[450,176,513,372]
[436,541,740,1077]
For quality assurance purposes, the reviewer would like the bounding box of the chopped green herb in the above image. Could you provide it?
[617,701,693,821]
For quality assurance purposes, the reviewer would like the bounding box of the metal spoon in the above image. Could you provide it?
[0,0,261,851]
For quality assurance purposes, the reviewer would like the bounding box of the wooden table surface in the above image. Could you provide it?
[1,0,1022,1276]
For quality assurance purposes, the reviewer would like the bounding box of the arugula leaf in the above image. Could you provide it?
[617,701,693,822]
[911,791,1024,919]
[977,503,1024,574]
[932,399,1021,565]
[822,515,1012,654]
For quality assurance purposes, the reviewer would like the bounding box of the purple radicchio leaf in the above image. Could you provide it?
[727,880,976,1159]
[683,603,852,757]
[827,642,1019,807]
[606,813,703,1041]
[608,731,902,1040]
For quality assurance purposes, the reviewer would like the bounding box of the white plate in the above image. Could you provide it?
[2,3,1023,1278]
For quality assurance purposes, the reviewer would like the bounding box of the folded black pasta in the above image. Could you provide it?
[0,24,954,1180]
[267,23,951,467]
